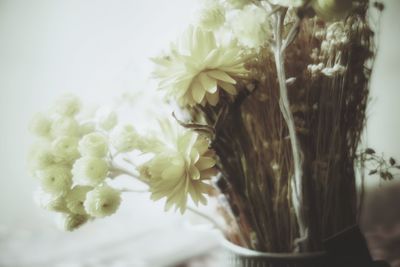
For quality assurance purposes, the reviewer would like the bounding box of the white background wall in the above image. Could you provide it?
[0,0,399,265]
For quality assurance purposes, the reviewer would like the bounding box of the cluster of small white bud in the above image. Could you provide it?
[29,95,130,231]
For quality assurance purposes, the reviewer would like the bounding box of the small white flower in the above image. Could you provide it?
[53,94,81,117]
[153,26,248,106]
[78,132,108,157]
[29,113,51,137]
[197,3,225,31]
[55,212,89,231]
[79,121,96,136]
[144,130,217,213]
[33,188,68,212]
[37,164,72,196]
[95,107,118,131]
[65,186,93,215]
[51,116,79,138]
[72,156,109,186]
[230,4,270,48]
[51,136,79,162]
[110,125,139,152]
[28,143,55,175]
[84,185,121,218]
[225,0,251,9]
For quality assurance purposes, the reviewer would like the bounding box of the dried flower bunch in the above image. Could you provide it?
[28,0,392,253]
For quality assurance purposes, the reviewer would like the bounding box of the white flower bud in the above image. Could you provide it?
[84,185,121,218]
[225,0,251,9]
[28,143,55,175]
[95,107,118,131]
[53,94,81,117]
[29,113,51,137]
[230,5,270,48]
[79,121,96,136]
[33,188,69,212]
[51,117,79,137]
[197,4,225,31]
[37,164,72,196]
[110,125,139,152]
[51,136,79,161]
[312,0,352,21]
[55,212,89,231]
[72,156,109,186]
[78,133,108,157]
[65,186,93,215]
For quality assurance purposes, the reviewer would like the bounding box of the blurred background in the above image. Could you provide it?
[0,0,399,266]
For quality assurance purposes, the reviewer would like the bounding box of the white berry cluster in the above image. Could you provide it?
[29,95,127,231]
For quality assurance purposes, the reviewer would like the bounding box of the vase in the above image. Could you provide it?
[221,238,328,267]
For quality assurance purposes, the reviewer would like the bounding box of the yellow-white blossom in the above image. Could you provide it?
[230,4,270,48]
[197,3,225,31]
[51,136,79,162]
[312,0,353,21]
[37,164,72,196]
[84,185,121,218]
[51,117,79,138]
[53,94,81,117]
[95,107,118,131]
[153,26,248,107]
[78,133,108,157]
[33,188,68,212]
[110,125,139,152]
[55,212,89,231]
[65,186,93,215]
[79,121,96,136]
[28,142,55,175]
[143,130,217,213]
[225,0,251,9]
[72,156,109,186]
[29,113,51,137]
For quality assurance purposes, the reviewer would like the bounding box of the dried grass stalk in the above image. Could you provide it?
[190,3,375,253]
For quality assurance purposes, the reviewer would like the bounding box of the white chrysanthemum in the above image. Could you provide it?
[65,186,93,215]
[269,0,306,7]
[51,116,79,138]
[29,113,51,137]
[51,136,79,161]
[53,94,81,117]
[72,156,109,186]
[79,121,96,136]
[95,107,118,131]
[312,0,352,21]
[225,0,251,9]
[37,164,72,196]
[144,130,217,213]
[230,4,270,48]
[28,143,55,175]
[153,26,248,106]
[110,125,139,152]
[55,212,89,231]
[84,185,121,218]
[197,3,225,31]
[78,133,108,157]
[33,188,68,212]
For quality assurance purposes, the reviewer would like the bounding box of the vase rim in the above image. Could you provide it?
[221,237,327,259]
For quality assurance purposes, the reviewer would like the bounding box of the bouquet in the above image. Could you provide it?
[28,0,393,254]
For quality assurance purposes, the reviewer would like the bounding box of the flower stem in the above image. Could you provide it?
[272,10,307,250]
[187,206,225,233]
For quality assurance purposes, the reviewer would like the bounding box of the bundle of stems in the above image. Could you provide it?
[190,3,376,253]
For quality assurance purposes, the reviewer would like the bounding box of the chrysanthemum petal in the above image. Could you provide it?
[207,70,236,84]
